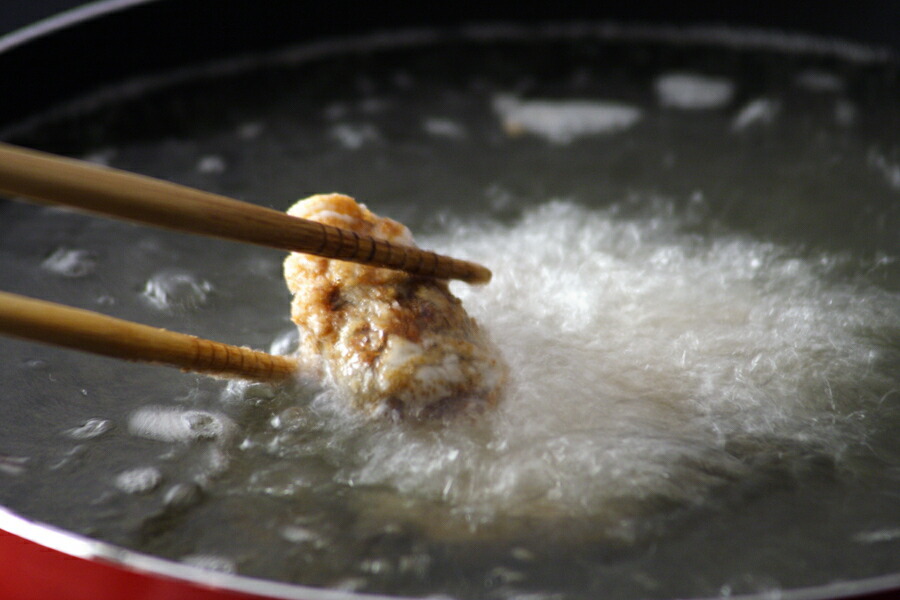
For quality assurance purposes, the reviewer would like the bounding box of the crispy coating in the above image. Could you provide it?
[284,194,506,418]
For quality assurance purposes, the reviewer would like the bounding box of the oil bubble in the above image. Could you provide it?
[142,269,213,312]
[115,466,162,494]
[42,248,98,278]
[65,418,113,440]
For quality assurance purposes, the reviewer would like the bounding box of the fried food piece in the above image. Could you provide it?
[284,194,506,418]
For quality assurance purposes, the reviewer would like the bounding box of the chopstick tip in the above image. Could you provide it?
[464,263,492,285]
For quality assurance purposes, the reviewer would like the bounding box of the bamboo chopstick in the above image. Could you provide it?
[0,291,297,381]
[0,142,491,284]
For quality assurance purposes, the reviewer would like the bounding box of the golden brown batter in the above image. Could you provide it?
[284,194,506,418]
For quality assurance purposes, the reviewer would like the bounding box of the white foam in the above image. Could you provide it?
[655,73,735,109]
[162,482,203,509]
[292,200,898,525]
[180,554,236,573]
[142,269,213,312]
[64,418,113,440]
[269,328,299,357]
[114,466,162,494]
[493,95,642,144]
[280,525,325,546]
[41,248,97,278]
[732,98,780,131]
[128,406,233,443]
[0,456,29,476]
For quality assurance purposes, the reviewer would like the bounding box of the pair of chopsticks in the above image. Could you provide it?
[0,142,491,381]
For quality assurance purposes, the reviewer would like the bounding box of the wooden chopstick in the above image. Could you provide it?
[0,142,491,284]
[0,291,297,381]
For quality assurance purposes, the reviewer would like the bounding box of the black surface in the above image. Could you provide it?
[0,0,91,35]
[0,0,898,131]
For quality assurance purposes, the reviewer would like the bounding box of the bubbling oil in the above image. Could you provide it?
[1,24,899,600]
[229,198,898,539]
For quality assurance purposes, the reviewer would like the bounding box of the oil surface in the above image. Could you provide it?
[1,26,899,600]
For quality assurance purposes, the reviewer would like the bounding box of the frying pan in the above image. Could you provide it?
[0,2,898,599]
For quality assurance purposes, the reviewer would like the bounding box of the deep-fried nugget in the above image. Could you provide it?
[284,194,506,418]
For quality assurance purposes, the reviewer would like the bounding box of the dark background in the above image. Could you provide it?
[1,1,899,49]
[0,0,98,35]
[1,0,898,132]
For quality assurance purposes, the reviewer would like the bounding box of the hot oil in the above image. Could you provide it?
[0,27,898,600]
